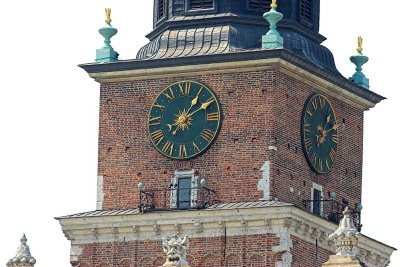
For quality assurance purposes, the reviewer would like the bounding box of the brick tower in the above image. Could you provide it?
[57,1,395,266]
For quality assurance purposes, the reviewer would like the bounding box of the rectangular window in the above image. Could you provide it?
[311,182,323,216]
[249,0,271,10]
[158,0,166,20]
[312,188,321,215]
[189,0,214,9]
[170,170,198,209]
[177,177,192,209]
[300,0,312,21]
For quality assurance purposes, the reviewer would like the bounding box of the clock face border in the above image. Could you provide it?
[301,93,339,174]
[148,80,222,160]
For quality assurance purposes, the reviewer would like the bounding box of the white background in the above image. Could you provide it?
[0,1,398,266]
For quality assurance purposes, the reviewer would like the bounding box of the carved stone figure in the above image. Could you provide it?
[162,235,190,267]
[322,207,363,267]
[329,207,361,258]
[7,234,36,267]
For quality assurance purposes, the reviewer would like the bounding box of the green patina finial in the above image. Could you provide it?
[349,36,369,89]
[96,7,119,63]
[262,0,284,49]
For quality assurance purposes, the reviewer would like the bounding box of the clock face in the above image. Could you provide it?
[148,81,222,160]
[301,94,339,174]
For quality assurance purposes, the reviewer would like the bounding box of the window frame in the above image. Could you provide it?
[156,0,168,23]
[185,0,217,15]
[298,0,314,27]
[311,182,323,216]
[247,0,272,12]
[170,169,199,209]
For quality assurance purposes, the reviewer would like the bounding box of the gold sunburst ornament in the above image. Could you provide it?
[171,109,193,135]
[105,8,112,24]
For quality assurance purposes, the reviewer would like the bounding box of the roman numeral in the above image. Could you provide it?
[201,129,214,142]
[329,148,336,161]
[304,121,311,132]
[319,159,323,172]
[305,138,312,152]
[163,87,175,101]
[193,142,200,153]
[319,96,325,108]
[153,101,165,111]
[311,98,317,110]
[310,153,317,165]
[325,159,330,170]
[331,134,338,144]
[179,145,187,157]
[178,82,191,95]
[207,112,219,121]
[162,141,174,156]
[150,130,164,146]
[306,108,312,116]
[148,116,161,126]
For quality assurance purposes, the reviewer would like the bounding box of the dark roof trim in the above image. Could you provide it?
[79,49,385,105]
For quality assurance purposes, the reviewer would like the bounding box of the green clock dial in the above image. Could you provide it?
[301,94,339,174]
[148,81,222,160]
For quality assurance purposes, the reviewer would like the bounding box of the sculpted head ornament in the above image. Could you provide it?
[162,235,190,267]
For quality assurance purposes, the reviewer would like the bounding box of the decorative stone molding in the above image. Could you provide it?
[162,235,190,267]
[174,223,181,233]
[83,54,379,110]
[7,234,36,267]
[57,204,394,266]
[193,222,203,233]
[92,228,99,240]
[111,226,119,240]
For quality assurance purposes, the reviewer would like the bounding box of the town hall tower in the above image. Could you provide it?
[57,1,395,266]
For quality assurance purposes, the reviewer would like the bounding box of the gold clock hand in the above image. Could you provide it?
[326,123,340,133]
[187,99,214,117]
[186,87,203,114]
[323,114,331,130]
[172,124,182,135]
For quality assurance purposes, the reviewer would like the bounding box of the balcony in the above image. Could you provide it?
[300,198,362,231]
[138,184,220,212]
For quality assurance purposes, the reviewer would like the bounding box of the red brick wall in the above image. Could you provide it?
[271,72,363,209]
[71,234,282,267]
[291,236,332,267]
[98,69,363,210]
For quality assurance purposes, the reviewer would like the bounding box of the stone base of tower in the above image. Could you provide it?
[57,202,393,267]
[322,255,363,267]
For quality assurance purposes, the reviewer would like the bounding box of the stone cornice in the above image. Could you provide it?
[57,205,394,267]
[79,50,384,111]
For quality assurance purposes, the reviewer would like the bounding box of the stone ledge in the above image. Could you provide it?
[57,204,393,267]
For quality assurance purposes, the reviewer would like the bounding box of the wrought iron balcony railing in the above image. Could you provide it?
[301,199,362,231]
[138,186,220,212]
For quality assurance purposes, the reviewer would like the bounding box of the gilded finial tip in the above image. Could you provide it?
[105,8,112,24]
[271,0,277,9]
[357,36,363,53]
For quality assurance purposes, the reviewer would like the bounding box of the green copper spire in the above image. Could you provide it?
[349,36,369,89]
[96,8,119,63]
[262,0,284,49]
